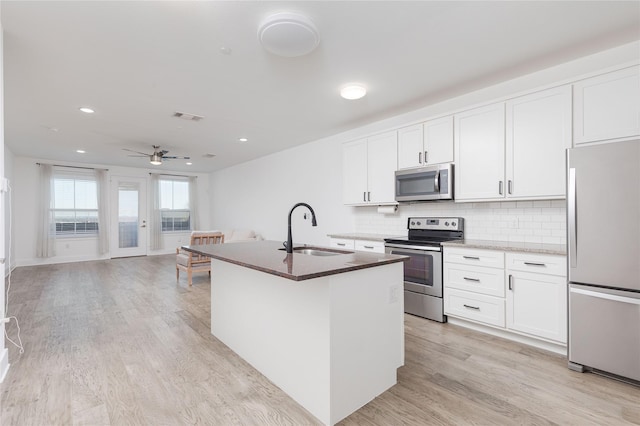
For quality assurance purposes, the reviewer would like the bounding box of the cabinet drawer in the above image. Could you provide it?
[444,248,505,268]
[329,238,355,250]
[445,288,505,327]
[445,264,505,297]
[355,240,385,253]
[506,253,566,276]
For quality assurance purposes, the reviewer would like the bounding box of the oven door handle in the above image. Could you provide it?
[384,243,441,252]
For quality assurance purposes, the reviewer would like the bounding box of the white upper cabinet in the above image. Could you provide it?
[573,65,640,145]
[397,116,454,170]
[343,131,398,205]
[454,103,506,201]
[506,85,572,199]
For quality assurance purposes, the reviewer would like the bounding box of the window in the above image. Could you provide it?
[160,178,191,232]
[53,175,99,235]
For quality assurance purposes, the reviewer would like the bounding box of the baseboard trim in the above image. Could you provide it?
[447,317,567,356]
[0,348,9,383]
[16,254,111,267]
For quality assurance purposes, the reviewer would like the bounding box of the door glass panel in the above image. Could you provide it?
[118,186,139,249]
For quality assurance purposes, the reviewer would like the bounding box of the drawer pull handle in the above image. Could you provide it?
[463,256,480,260]
[463,304,480,310]
[337,243,346,247]
[364,246,374,249]
[463,277,480,282]
[524,262,546,267]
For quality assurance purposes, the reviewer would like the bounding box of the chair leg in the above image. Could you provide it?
[188,269,192,286]
[176,267,180,282]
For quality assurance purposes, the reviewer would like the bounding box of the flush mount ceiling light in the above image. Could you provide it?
[258,12,319,57]
[76,150,85,154]
[340,84,367,100]
[186,162,193,166]
[238,137,248,143]
[79,107,94,114]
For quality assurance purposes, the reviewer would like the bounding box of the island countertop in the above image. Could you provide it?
[182,240,408,282]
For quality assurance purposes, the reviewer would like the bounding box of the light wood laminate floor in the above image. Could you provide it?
[2,255,639,425]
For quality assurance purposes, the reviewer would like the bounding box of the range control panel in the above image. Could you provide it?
[407,217,464,231]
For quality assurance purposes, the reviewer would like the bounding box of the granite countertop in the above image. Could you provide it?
[326,233,405,242]
[441,239,567,256]
[182,240,408,282]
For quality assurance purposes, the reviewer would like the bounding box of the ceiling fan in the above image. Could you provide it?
[123,145,190,165]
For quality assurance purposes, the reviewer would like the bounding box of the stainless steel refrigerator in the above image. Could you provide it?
[567,140,640,383]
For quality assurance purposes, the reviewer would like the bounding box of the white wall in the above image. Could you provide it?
[12,156,211,266]
[210,41,639,245]
[4,145,14,272]
[0,4,9,382]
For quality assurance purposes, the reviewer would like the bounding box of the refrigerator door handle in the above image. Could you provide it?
[570,287,640,305]
[568,168,577,268]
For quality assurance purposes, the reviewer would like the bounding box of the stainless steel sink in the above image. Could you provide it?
[279,246,353,256]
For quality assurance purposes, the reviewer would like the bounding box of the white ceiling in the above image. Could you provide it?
[2,1,639,173]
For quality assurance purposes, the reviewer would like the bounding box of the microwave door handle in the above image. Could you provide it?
[434,170,440,193]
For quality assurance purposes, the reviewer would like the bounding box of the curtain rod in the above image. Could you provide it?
[36,163,108,171]
[149,173,196,178]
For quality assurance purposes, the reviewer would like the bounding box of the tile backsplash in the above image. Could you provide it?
[354,200,567,245]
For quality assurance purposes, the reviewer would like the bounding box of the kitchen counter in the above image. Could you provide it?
[182,240,405,425]
[326,232,405,242]
[441,239,566,256]
[182,240,407,281]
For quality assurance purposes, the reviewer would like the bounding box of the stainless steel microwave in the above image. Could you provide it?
[395,163,454,202]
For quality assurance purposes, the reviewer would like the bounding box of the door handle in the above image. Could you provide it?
[368,192,371,202]
[140,225,146,228]
[568,168,577,268]
[418,152,422,164]
[363,191,367,202]
[508,274,514,290]
[424,151,428,164]
[463,256,480,260]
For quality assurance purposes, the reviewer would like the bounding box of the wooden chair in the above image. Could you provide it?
[176,231,224,286]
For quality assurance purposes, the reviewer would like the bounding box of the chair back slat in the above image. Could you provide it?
[189,232,224,262]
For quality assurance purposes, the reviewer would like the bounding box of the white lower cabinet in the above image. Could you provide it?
[444,247,567,347]
[329,238,384,254]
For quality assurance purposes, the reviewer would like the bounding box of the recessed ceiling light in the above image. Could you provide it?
[186,162,193,165]
[79,107,95,114]
[220,46,232,55]
[76,150,86,154]
[238,138,248,143]
[340,84,367,100]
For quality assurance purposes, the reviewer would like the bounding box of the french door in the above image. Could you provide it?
[111,176,147,258]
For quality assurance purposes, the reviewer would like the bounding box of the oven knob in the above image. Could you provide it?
[445,221,449,226]
[452,221,457,227]
[410,221,415,226]
[416,221,421,225]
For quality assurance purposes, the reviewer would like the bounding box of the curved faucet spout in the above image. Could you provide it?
[286,202,318,253]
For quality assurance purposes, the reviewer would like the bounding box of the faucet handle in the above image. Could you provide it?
[283,241,288,249]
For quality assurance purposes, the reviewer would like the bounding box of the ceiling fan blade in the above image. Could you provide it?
[123,148,150,156]
[162,156,191,160]
[127,154,149,158]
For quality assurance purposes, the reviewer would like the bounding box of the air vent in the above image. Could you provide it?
[202,153,216,158]
[172,111,204,121]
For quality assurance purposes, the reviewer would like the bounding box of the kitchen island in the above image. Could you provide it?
[182,240,407,425]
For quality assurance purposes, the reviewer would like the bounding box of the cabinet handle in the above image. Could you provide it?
[364,245,374,249]
[508,180,513,194]
[418,152,422,164]
[524,262,546,267]
[463,256,480,260]
[508,274,514,291]
[424,151,428,164]
[367,192,371,202]
[363,191,367,202]
[463,277,480,282]
[499,181,504,195]
[463,304,480,310]
[337,243,346,247]
[434,170,440,192]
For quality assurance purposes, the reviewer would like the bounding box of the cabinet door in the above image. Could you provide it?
[342,139,368,205]
[424,115,454,165]
[367,131,398,204]
[573,65,640,144]
[506,271,567,343]
[397,124,424,170]
[506,85,571,199]
[454,103,506,201]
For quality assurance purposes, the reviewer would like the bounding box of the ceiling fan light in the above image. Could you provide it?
[150,153,162,165]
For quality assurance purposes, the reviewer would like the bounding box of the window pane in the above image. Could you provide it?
[159,180,173,209]
[161,211,190,232]
[173,181,189,209]
[54,210,76,233]
[75,180,98,209]
[54,179,75,209]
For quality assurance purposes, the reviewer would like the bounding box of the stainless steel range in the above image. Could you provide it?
[385,217,464,322]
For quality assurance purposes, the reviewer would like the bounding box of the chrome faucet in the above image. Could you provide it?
[285,202,318,253]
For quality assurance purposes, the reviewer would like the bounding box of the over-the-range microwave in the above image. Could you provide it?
[395,163,454,202]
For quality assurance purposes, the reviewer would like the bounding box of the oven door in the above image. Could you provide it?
[385,244,442,297]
